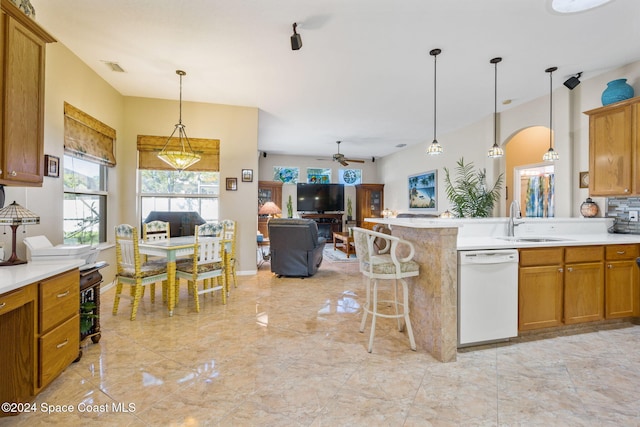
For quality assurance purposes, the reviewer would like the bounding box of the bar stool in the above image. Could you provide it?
[352,227,419,353]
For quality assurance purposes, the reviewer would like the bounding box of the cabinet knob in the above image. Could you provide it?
[0,302,5,310]
[607,264,613,269]
[558,268,564,273]
[10,170,17,177]
[624,188,630,193]
[567,267,573,272]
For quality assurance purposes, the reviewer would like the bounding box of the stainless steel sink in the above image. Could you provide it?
[497,237,573,243]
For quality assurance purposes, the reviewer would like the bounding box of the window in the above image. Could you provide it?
[139,170,220,225]
[63,155,108,245]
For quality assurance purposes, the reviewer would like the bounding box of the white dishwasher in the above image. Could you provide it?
[457,249,519,347]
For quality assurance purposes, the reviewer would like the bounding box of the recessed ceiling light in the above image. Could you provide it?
[551,0,614,14]
[502,99,512,105]
[395,143,407,148]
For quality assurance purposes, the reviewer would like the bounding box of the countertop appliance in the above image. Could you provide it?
[23,235,98,265]
[458,249,519,347]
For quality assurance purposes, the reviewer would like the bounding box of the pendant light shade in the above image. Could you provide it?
[157,70,201,172]
[427,48,443,155]
[487,57,504,158]
[542,66,559,162]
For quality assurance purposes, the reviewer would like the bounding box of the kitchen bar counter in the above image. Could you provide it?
[366,216,640,363]
[0,259,85,295]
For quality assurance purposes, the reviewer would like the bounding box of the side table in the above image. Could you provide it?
[333,231,355,258]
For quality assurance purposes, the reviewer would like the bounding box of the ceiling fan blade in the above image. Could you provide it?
[344,158,365,163]
[339,160,349,166]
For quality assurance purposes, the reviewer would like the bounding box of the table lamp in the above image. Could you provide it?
[0,201,40,266]
[259,201,281,218]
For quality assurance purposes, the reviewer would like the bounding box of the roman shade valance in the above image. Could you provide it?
[137,135,220,171]
[64,102,116,167]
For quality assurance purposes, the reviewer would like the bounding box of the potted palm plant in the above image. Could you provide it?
[444,157,503,218]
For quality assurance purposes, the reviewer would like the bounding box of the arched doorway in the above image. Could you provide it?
[505,126,555,217]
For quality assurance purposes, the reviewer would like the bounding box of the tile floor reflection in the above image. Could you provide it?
[8,254,640,426]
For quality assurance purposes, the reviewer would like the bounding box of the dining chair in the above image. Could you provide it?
[221,219,238,289]
[142,220,171,242]
[352,227,419,353]
[113,224,168,320]
[175,223,226,312]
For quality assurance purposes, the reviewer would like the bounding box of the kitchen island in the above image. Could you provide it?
[368,217,640,363]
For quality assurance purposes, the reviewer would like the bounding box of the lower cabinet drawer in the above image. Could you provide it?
[40,270,79,332]
[39,314,79,388]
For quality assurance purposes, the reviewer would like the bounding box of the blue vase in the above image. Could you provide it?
[601,78,634,106]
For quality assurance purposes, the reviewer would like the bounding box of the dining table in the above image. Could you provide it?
[138,235,232,316]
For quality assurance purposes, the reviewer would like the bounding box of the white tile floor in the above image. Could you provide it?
[7,250,640,426]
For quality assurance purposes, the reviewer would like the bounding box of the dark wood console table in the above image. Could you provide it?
[301,213,343,242]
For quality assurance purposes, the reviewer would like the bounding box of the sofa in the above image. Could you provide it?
[268,218,326,277]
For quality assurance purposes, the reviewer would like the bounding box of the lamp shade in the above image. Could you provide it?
[0,201,39,266]
[0,201,40,225]
[259,201,281,216]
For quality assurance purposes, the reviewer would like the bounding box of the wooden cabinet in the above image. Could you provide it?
[0,284,36,416]
[518,248,564,331]
[258,181,283,238]
[604,244,639,319]
[355,184,384,229]
[564,246,604,325]
[37,269,79,390]
[0,1,55,186]
[584,96,640,196]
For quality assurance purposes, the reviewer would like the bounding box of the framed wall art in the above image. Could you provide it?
[242,169,253,182]
[44,155,60,178]
[226,177,238,191]
[408,170,437,210]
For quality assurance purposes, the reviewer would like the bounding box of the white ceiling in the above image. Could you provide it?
[31,0,640,160]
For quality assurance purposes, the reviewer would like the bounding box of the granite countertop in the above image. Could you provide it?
[0,259,85,295]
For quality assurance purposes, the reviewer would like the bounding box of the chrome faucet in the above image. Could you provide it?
[508,200,522,236]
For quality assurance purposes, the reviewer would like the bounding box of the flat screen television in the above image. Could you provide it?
[296,183,344,213]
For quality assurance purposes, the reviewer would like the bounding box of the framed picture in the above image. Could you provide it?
[44,155,60,178]
[226,177,238,191]
[242,169,253,182]
[579,171,589,189]
[408,170,437,210]
[273,166,299,183]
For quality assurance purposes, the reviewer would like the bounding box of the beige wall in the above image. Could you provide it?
[380,59,640,219]
[1,42,259,282]
[3,42,124,281]
[122,97,259,274]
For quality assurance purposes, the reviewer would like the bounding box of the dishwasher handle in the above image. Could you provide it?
[459,251,518,265]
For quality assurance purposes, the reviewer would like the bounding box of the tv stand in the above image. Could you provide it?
[301,213,342,242]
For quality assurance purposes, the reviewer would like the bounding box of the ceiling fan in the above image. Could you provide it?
[332,141,364,166]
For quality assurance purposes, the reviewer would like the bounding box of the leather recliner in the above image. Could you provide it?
[268,218,326,277]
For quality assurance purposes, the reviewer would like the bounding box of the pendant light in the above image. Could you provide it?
[426,48,443,155]
[157,70,201,172]
[487,57,504,158]
[542,66,559,161]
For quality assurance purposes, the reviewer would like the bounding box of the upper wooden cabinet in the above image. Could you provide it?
[0,1,55,186]
[355,184,384,229]
[584,96,640,196]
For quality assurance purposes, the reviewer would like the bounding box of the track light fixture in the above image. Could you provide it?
[563,72,582,90]
[290,23,302,50]
[543,66,560,162]
[426,48,443,156]
[487,57,504,158]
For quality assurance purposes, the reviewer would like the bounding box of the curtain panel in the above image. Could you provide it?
[63,102,116,167]
[137,135,220,171]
